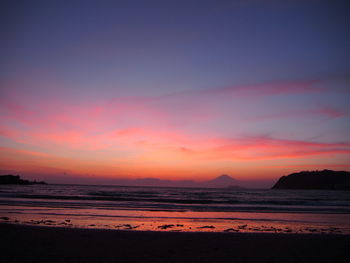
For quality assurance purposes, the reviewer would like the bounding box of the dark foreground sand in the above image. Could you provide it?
[1,223,350,263]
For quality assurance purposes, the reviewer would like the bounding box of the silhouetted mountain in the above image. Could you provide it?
[272,170,350,190]
[202,174,239,188]
[0,175,47,185]
[96,174,243,188]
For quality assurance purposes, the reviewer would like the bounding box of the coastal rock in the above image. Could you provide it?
[0,175,47,185]
[272,170,350,190]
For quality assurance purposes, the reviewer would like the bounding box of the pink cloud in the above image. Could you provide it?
[315,107,344,118]
[0,127,19,139]
[0,146,50,158]
[0,78,327,129]
[1,76,348,169]
[171,135,350,161]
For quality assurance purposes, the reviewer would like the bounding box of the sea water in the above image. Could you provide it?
[1,184,349,233]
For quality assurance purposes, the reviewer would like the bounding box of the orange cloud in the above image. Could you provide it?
[148,135,350,161]
[1,77,349,181]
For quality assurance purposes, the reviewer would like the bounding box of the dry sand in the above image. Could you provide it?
[1,223,350,263]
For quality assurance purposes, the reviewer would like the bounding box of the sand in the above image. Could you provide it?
[1,223,350,263]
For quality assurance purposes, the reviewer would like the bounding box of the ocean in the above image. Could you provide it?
[1,184,350,233]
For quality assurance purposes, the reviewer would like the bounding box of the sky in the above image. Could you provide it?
[1,0,350,187]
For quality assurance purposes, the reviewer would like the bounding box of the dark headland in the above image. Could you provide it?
[272,170,350,190]
[0,175,47,185]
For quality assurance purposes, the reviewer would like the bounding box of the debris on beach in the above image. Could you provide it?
[224,228,239,232]
[123,224,140,230]
[115,224,140,230]
[197,225,215,229]
[157,224,175,229]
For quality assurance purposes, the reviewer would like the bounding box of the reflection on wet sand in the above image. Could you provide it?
[0,214,345,234]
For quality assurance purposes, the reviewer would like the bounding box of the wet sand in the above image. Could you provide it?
[1,214,348,234]
[1,223,350,263]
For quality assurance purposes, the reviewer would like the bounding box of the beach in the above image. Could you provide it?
[1,184,350,262]
[1,184,350,234]
[2,223,350,263]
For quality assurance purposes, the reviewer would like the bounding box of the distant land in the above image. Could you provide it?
[0,174,244,188]
[4,171,350,190]
[272,170,350,190]
[0,175,47,185]
[82,174,245,189]
[114,174,245,189]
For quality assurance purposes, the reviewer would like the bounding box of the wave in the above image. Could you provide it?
[1,185,350,214]
[2,193,347,208]
[9,211,316,223]
[1,199,350,214]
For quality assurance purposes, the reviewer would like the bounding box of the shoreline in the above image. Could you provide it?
[2,223,350,262]
[3,221,349,235]
[1,214,348,234]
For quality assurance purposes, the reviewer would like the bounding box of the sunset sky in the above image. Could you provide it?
[1,0,350,186]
